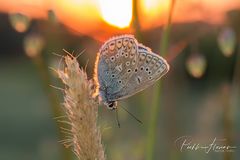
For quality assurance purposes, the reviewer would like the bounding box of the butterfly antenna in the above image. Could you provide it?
[115,108,121,128]
[120,106,143,125]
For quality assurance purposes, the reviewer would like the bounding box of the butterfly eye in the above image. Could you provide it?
[111,74,116,78]
[134,68,138,72]
[124,53,129,58]
[140,66,144,71]
[145,67,149,71]
[127,69,131,73]
[148,76,152,80]
[108,103,113,108]
[107,102,116,110]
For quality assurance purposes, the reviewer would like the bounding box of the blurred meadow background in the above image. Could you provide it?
[0,0,240,160]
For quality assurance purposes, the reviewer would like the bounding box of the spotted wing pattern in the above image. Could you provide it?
[96,35,139,95]
[95,35,169,102]
[108,48,169,101]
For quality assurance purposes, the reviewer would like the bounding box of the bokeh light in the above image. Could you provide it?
[9,13,30,33]
[186,52,207,78]
[24,33,45,58]
[218,27,236,57]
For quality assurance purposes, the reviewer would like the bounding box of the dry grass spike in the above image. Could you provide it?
[55,51,105,160]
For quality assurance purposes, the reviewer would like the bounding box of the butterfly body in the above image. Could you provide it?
[94,35,169,110]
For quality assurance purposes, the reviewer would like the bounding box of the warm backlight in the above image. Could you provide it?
[140,0,170,27]
[99,0,132,28]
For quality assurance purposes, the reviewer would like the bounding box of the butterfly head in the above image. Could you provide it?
[105,101,117,110]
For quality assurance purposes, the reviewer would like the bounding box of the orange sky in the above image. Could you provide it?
[0,0,239,40]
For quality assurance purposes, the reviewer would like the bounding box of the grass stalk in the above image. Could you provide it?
[132,0,143,40]
[56,54,105,160]
[146,1,176,160]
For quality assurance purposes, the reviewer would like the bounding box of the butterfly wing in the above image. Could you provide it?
[107,48,169,101]
[95,35,140,98]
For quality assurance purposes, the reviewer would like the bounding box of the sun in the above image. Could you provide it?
[99,0,132,28]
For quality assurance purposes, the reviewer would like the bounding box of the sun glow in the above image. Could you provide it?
[99,0,132,28]
[140,0,170,28]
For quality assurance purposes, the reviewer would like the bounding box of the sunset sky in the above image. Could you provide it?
[0,0,239,39]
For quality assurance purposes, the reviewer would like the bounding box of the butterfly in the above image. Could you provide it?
[94,35,169,110]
